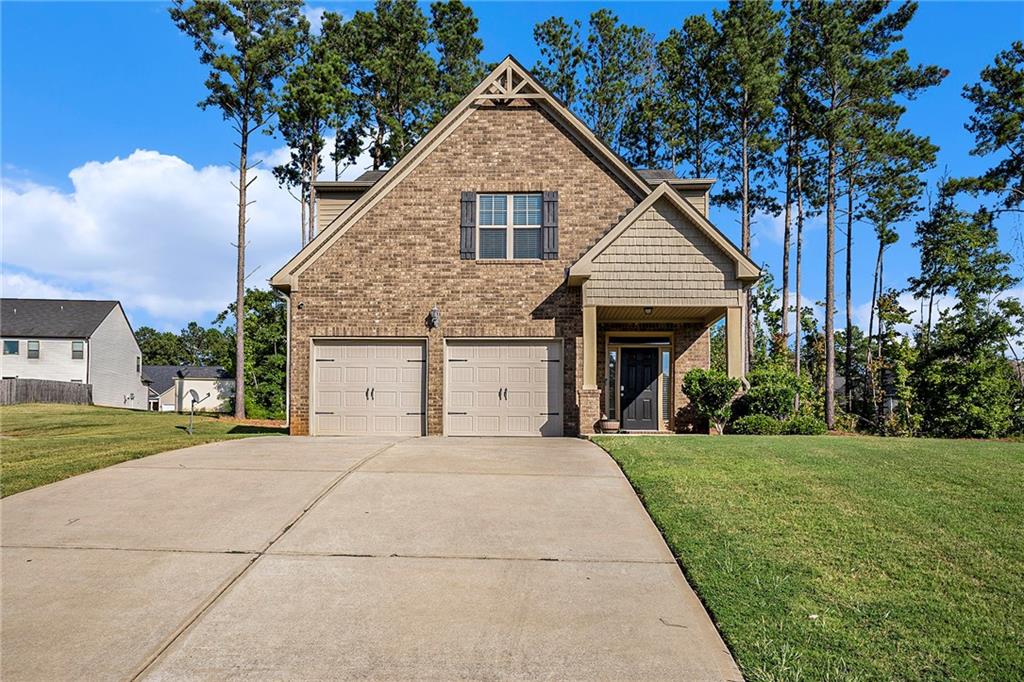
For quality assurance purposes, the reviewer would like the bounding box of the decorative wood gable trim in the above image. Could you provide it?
[269,55,652,291]
[568,183,761,286]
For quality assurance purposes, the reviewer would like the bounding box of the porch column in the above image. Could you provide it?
[583,305,597,389]
[579,305,601,434]
[726,306,744,379]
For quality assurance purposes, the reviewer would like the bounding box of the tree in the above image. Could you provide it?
[580,9,652,151]
[958,40,1024,214]
[274,18,348,245]
[682,368,741,435]
[657,15,723,177]
[712,0,784,371]
[430,0,486,121]
[335,0,436,170]
[792,0,942,428]
[136,327,186,366]
[214,288,287,418]
[910,180,1024,437]
[532,17,584,106]
[619,32,663,168]
[170,0,304,419]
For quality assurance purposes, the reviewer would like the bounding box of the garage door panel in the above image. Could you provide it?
[313,341,425,436]
[446,340,562,437]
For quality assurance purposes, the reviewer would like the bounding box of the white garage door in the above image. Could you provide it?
[445,340,562,437]
[312,340,425,436]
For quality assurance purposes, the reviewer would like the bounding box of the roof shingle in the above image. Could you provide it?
[1,299,118,338]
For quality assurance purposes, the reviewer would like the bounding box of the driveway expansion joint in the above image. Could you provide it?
[262,549,677,565]
[128,439,402,681]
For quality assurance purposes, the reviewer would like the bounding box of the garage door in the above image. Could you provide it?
[312,340,425,436]
[445,340,562,436]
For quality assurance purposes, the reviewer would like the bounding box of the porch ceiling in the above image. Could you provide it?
[597,305,723,323]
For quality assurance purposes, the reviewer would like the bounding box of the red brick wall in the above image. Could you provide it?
[289,101,640,435]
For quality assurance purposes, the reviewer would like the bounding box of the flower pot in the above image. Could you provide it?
[599,419,620,433]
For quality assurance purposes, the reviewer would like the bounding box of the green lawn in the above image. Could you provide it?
[0,403,284,497]
[594,435,1024,681]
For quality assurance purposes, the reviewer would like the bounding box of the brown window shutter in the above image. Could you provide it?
[542,191,558,260]
[460,191,476,259]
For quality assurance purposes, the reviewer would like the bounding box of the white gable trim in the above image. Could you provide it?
[568,183,761,285]
[270,55,652,290]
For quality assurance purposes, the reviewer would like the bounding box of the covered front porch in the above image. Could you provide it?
[567,182,760,435]
[578,305,745,434]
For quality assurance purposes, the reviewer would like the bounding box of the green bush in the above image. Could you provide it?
[783,415,828,435]
[682,368,741,435]
[734,362,808,420]
[730,414,782,435]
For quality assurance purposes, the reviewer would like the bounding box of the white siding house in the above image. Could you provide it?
[1,299,147,409]
[143,365,234,413]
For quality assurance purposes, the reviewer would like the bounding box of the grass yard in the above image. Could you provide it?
[594,435,1024,681]
[0,403,284,497]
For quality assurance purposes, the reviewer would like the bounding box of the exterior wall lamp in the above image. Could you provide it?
[428,305,441,329]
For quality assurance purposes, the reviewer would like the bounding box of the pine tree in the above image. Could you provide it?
[580,9,652,151]
[657,15,723,177]
[430,0,486,121]
[532,17,584,106]
[712,0,785,371]
[792,0,942,428]
[333,0,436,171]
[274,17,348,245]
[170,0,304,419]
[958,40,1024,214]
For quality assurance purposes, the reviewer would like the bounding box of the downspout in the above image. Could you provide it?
[275,288,291,431]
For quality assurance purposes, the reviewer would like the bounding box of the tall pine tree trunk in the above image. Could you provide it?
[309,142,319,241]
[844,178,854,410]
[300,192,307,246]
[741,116,753,371]
[795,154,805,412]
[234,124,249,420]
[781,121,793,355]
[824,140,837,430]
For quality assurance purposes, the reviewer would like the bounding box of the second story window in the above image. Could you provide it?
[72,341,84,360]
[3,340,18,355]
[27,340,40,359]
[478,193,542,260]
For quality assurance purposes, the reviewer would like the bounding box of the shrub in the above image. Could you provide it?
[730,414,782,435]
[734,362,808,420]
[782,415,828,435]
[682,368,741,435]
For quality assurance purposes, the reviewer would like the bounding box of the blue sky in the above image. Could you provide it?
[2,1,1022,333]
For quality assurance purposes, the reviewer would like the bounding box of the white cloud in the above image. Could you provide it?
[1,148,302,327]
[301,5,328,35]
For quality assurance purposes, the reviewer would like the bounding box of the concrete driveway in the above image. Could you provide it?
[1,436,740,681]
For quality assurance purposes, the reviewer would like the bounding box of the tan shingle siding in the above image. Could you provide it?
[583,200,743,308]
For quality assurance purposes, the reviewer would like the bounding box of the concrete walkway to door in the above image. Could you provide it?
[1,436,740,681]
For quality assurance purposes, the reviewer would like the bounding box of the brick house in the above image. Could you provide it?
[270,56,759,437]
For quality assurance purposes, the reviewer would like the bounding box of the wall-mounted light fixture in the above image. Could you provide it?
[428,305,441,329]
[643,306,653,316]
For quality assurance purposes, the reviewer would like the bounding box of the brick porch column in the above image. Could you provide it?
[579,305,600,434]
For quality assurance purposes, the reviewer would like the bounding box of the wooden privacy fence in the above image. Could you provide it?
[0,378,93,406]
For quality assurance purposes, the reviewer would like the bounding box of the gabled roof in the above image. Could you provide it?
[0,298,118,338]
[271,55,654,291]
[568,183,761,285]
[142,364,231,394]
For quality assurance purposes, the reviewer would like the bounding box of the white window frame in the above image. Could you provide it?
[477,193,543,260]
[71,340,84,360]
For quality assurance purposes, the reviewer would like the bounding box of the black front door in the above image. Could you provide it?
[621,347,659,431]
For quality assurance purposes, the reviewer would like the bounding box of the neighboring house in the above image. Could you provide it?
[271,56,759,437]
[142,365,235,413]
[0,298,147,410]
